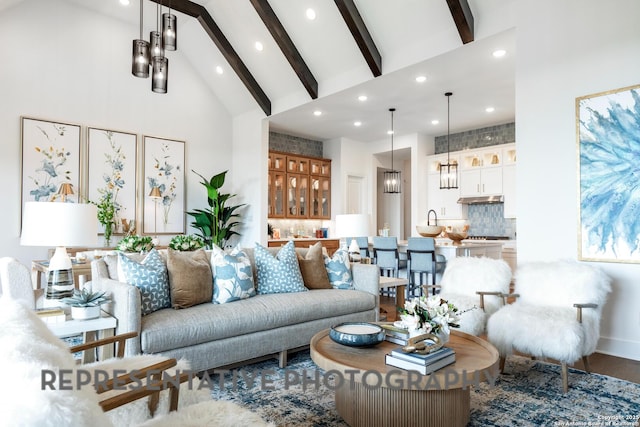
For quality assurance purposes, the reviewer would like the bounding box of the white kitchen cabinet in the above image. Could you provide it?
[426,153,465,219]
[460,168,503,196]
[503,165,517,218]
[427,172,465,219]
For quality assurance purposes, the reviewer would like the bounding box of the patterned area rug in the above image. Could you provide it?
[210,350,640,427]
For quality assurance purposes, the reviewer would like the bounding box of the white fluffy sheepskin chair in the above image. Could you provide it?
[437,256,512,336]
[487,260,611,393]
[0,298,273,427]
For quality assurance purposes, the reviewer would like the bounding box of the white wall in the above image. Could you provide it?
[0,0,231,265]
[516,0,640,360]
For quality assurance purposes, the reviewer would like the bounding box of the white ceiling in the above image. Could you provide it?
[2,0,516,144]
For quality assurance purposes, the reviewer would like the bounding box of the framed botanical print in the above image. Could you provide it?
[87,127,138,236]
[21,117,81,207]
[577,83,640,263]
[143,136,185,235]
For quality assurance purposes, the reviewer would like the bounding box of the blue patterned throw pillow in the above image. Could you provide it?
[210,245,256,304]
[324,247,353,289]
[255,241,307,294]
[118,249,170,315]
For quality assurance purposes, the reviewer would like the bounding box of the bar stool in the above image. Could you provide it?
[345,236,370,259]
[406,237,437,298]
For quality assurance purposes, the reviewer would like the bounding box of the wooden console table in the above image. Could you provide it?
[31,260,92,290]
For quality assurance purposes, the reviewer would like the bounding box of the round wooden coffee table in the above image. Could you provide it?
[310,328,499,427]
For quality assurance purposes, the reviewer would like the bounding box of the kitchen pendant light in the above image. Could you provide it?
[162,0,177,51]
[150,1,164,59]
[440,92,458,189]
[383,108,401,194]
[152,56,168,93]
[131,0,149,78]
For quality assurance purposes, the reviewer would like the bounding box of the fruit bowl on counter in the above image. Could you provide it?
[444,225,469,245]
[416,225,444,238]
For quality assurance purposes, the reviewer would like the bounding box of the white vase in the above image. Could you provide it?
[71,306,100,320]
[436,330,450,345]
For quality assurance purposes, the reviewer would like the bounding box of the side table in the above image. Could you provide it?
[31,259,92,290]
[46,310,117,363]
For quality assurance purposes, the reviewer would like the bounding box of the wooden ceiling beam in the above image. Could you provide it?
[333,0,382,77]
[445,0,475,44]
[249,0,318,99]
[149,0,271,116]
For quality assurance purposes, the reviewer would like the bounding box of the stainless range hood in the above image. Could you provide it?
[457,195,504,204]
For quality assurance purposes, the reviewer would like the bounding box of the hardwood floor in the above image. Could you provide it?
[380,296,640,384]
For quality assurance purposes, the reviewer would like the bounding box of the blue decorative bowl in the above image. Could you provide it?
[329,322,385,347]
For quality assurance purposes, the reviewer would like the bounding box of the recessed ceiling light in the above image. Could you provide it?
[354,121,362,127]
[485,107,495,113]
[358,95,368,102]
[119,0,130,5]
[306,8,316,20]
[313,110,322,116]
[415,75,427,83]
[255,41,264,51]
[215,66,224,75]
[492,49,506,58]
[431,120,439,125]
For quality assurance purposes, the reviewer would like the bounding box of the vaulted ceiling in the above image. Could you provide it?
[2,0,516,143]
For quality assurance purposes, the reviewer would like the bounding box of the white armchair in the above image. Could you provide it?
[0,257,35,308]
[432,256,512,336]
[487,260,611,393]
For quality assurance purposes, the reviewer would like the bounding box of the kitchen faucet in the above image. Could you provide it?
[427,209,438,226]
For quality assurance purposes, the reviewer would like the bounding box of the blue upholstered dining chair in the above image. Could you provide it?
[372,236,407,278]
[405,237,445,298]
[344,236,370,259]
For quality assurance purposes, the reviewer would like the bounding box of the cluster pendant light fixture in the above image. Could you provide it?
[383,108,401,194]
[440,92,458,189]
[131,0,177,93]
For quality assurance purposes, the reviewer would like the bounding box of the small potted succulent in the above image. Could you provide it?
[168,234,205,251]
[62,289,111,320]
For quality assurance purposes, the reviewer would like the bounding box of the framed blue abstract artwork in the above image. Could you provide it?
[577,84,640,263]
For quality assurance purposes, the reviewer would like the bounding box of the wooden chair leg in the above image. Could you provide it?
[499,356,506,373]
[561,362,568,393]
[582,355,591,373]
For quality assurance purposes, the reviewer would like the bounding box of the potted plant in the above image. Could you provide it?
[168,234,205,251]
[62,289,111,320]
[187,170,246,249]
[116,235,155,253]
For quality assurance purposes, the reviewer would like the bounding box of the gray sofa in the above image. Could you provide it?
[90,247,380,373]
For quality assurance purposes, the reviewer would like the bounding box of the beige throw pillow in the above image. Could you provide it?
[167,248,213,308]
[296,242,332,289]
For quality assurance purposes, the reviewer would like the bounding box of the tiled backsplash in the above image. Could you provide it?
[467,204,516,238]
[435,122,515,154]
[269,131,323,157]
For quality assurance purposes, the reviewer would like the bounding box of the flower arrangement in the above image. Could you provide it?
[90,192,117,246]
[117,235,155,253]
[169,234,205,251]
[397,295,464,336]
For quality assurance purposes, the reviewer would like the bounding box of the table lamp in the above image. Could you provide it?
[21,202,98,302]
[149,186,162,245]
[335,214,369,262]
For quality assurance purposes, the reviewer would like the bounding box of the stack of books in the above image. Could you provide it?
[35,308,66,324]
[381,324,410,345]
[385,345,456,375]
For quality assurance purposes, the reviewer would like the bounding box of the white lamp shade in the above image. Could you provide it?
[21,202,98,248]
[335,214,370,238]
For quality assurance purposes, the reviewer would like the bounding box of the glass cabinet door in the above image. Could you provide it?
[298,175,308,217]
[310,176,330,219]
[269,171,285,218]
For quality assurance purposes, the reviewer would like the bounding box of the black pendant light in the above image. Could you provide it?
[150,1,164,60]
[383,108,401,194]
[440,92,458,189]
[162,0,177,51]
[131,0,150,78]
[152,56,168,93]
